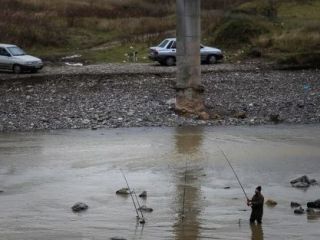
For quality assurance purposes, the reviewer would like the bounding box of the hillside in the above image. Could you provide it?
[1,0,319,67]
[213,0,320,67]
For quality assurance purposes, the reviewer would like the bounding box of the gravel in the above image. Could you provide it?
[0,63,319,132]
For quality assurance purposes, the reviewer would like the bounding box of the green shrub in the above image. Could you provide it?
[213,16,269,47]
[236,0,278,18]
[276,52,320,68]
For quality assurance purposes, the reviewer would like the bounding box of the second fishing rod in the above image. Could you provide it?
[121,169,145,224]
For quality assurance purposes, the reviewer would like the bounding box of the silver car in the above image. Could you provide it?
[0,44,43,73]
[149,38,223,66]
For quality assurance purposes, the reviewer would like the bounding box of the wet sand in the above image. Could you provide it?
[0,125,320,239]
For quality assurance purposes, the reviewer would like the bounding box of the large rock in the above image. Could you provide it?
[116,188,130,195]
[291,202,301,208]
[138,205,153,212]
[139,191,147,198]
[307,199,320,209]
[290,175,310,185]
[265,199,277,207]
[294,207,305,214]
[72,202,88,212]
[290,175,317,188]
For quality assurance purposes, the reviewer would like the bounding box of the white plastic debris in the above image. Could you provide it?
[65,62,83,67]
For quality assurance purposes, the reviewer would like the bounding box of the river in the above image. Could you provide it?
[0,125,320,239]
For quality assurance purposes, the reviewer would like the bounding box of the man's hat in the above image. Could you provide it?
[256,186,262,192]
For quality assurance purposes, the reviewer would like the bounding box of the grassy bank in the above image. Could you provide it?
[1,0,319,67]
[0,0,176,63]
[211,0,320,67]
[0,0,248,63]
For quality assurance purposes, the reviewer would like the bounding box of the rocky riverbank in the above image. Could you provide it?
[0,63,319,132]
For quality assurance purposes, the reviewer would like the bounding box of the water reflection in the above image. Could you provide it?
[307,211,320,221]
[250,224,264,240]
[175,126,204,154]
[173,126,205,240]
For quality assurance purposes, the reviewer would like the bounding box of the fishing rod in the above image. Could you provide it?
[120,170,145,224]
[219,148,249,201]
[133,190,145,224]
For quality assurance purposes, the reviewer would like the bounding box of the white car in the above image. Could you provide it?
[149,38,223,66]
[0,44,43,73]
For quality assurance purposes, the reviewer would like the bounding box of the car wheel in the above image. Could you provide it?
[165,57,176,66]
[13,65,22,74]
[207,55,217,64]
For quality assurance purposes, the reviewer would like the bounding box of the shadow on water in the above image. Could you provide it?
[250,224,264,240]
[172,126,205,240]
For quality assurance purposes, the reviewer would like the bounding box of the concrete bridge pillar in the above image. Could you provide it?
[175,0,205,115]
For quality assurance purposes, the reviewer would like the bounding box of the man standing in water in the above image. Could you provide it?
[247,186,264,224]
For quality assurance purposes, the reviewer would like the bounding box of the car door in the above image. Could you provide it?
[0,48,13,70]
[200,45,207,62]
[166,40,176,56]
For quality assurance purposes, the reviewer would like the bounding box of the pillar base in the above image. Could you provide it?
[175,87,206,116]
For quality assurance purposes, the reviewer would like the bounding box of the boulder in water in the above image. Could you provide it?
[138,205,153,212]
[72,202,88,212]
[265,199,277,207]
[290,175,316,188]
[116,188,130,195]
[139,191,147,198]
[294,207,305,214]
[307,199,320,209]
[291,202,301,208]
[290,175,310,184]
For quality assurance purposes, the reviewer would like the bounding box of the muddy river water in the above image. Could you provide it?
[0,125,320,240]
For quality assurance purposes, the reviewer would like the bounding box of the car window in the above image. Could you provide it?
[7,47,26,56]
[171,41,176,49]
[158,40,169,48]
[0,48,10,56]
[167,41,173,49]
